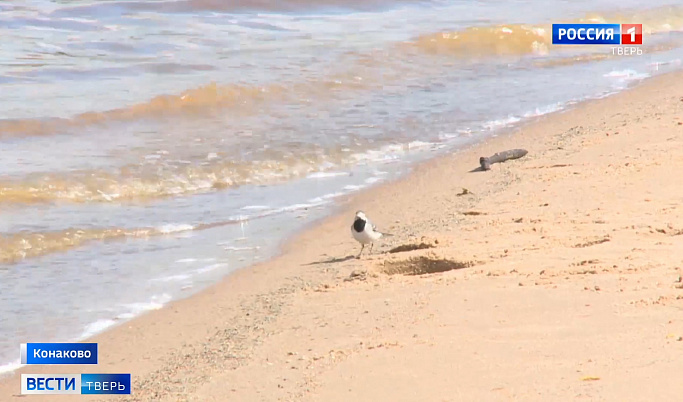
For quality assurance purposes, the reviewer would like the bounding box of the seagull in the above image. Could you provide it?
[351,210,391,258]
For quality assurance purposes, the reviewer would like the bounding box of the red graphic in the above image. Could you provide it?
[621,24,643,45]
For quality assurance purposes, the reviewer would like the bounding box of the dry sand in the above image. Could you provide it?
[2,71,683,401]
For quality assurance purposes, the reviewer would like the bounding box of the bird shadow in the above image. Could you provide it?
[469,166,486,173]
[305,255,357,266]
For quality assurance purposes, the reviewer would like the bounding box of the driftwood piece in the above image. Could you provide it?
[480,149,528,171]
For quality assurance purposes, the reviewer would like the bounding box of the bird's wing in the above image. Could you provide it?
[370,221,393,236]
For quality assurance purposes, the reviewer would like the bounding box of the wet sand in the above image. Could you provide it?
[2,70,683,401]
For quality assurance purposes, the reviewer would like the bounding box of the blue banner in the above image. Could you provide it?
[81,374,132,395]
[21,374,81,395]
[21,343,98,365]
[552,24,621,45]
[21,374,132,395]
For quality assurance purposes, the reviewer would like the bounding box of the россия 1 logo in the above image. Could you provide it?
[552,23,643,56]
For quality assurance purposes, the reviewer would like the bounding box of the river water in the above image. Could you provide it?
[1,0,682,372]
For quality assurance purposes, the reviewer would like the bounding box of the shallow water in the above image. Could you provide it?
[1,0,683,371]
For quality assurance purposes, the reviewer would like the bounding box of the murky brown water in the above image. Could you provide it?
[1,0,682,372]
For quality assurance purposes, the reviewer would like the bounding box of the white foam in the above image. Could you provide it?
[0,360,23,377]
[157,224,194,234]
[80,319,117,339]
[603,70,650,90]
[603,69,650,82]
[241,205,270,210]
[120,294,172,317]
[276,201,327,213]
[150,273,192,282]
[26,25,61,32]
[322,191,345,199]
[223,246,260,252]
[1,291,179,376]
[482,102,564,132]
[176,258,197,263]
[36,42,65,51]
[195,263,228,274]
[603,69,642,78]
[365,177,382,184]
[349,143,407,164]
[307,171,349,179]
[228,214,250,222]
[649,60,679,68]
[62,17,99,24]
[522,103,562,118]
[483,115,522,130]
[406,141,433,149]
[343,184,365,191]
[307,192,343,203]
[438,132,460,140]
[97,189,115,201]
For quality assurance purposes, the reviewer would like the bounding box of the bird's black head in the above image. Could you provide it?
[353,216,366,233]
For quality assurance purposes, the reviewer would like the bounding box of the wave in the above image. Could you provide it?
[0,82,287,138]
[412,24,551,57]
[0,222,265,264]
[0,227,158,265]
[1,224,227,265]
[3,6,681,141]
[533,38,683,68]
[409,5,683,58]
[0,135,423,204]
[0,155,324,204]
[0,72,378,138]
[51,0,429,17]
[0,193,347,264]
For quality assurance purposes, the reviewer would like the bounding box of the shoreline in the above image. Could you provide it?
[0,72,629,372]
[2,69,683,400]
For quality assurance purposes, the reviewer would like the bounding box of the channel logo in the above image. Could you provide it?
[17,342,131,395]
[552,23,643,45]
[21,374,131,395]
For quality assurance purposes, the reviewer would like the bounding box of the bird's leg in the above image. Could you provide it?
[357,244,365,259]
[369,242,374,254]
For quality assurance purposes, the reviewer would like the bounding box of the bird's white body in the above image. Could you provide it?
[351,211,386,257]
[351,222,383,244]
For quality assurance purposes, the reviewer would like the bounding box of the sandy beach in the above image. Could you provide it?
[3,71,683,401]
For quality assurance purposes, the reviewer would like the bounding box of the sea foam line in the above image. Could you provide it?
[0,360,23,377]
[0,293,175,377]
